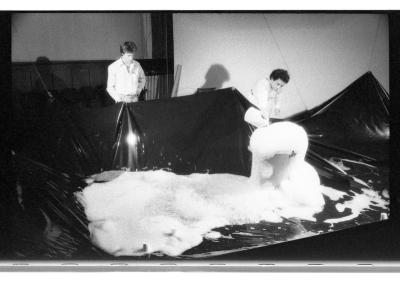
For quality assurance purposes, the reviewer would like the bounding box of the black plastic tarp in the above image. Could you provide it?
[13,88,253,177]
[4,71,390,259]
[288,72,389,162]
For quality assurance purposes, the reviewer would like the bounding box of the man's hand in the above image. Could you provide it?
[261,108,269,120]
[126,93,138,98]
[260,108,270,127]
[244,107,270,129]
[119,93,138,102]
[259,118,269,128]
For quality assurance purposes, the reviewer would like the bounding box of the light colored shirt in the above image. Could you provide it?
[249,78,280,117]
[244,78,281,128]
[106,58,146,103]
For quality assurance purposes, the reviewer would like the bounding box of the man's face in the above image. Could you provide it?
[270,79,286,92]
[121,52,135,64]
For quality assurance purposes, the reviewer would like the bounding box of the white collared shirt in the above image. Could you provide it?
[106,58,146,102]
[249,78,280,115]
[244,78,281,128]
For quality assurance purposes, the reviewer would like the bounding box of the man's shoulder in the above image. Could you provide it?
[132,60,143,68]
[255,78,269,86]
[108,58,121,70]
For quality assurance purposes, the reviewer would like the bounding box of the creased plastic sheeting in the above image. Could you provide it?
[8,72,389,259]
[102,90,253,175]
[11,153,108,258]
[288,72,389,162]
[14,89,253,178]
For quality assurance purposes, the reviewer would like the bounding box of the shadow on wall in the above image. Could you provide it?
[15,56,114,112]
[34,56,68,93]
[197,64,230,93]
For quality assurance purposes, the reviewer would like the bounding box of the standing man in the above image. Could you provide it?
[107,41,146,103]
[244,69,290,128]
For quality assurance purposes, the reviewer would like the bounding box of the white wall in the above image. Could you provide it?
[12,13,152,62]
[173,13,389,117]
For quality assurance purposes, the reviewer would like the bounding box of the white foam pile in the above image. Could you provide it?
[78,168,326,256]
[76,122,386,257]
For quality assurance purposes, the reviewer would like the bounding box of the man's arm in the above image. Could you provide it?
[252,79,270,121]
[253,79,268,109]
[244,107,269,128]
[106,65,121,102]
[137,63,146,93]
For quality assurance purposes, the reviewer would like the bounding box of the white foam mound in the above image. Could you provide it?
[77,122,325,256]
[249,122,325,209]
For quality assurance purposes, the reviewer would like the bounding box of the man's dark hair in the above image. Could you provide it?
[120,41,137,54]
[270,69,290,83]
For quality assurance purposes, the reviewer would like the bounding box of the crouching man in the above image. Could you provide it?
[244,69,290,128]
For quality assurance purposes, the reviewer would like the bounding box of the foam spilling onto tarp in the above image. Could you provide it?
[77,170,388,257]
[78,170,325,256]
[321,186,347,201]
[77,121,389,257]
[323,188,389,224]
[77,122,327,256]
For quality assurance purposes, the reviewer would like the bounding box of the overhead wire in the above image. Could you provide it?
[262,14,308,110]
